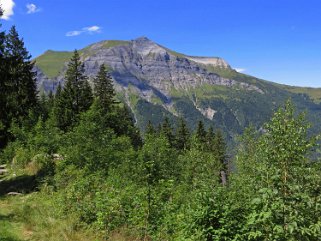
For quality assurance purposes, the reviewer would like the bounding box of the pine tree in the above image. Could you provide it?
[195,120,207,147]
[206,126,215,151]
[39,92,48,119]
[4,26,38,120]
[38,90,55,121]
[109,105,142,148]
[145,120,156,136]
[161,117,174,147]
[47,90,54,110]
[175,118,190,151]
[0,26,38,148]
[93,64,115,111]
[53,50,93,131]
[55,83,62,98]
[0,10,7,148]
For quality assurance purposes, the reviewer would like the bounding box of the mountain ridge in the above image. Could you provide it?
[34,37,321,140]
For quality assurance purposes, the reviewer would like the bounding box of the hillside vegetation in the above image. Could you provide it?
[1,18,321,240]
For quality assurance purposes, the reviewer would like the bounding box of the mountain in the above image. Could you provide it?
[34,37,321,141]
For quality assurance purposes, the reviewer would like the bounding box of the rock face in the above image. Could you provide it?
[37,37,262,100]
[186,56,230,68]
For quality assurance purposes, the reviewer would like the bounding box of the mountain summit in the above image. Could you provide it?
[35,37,321,139]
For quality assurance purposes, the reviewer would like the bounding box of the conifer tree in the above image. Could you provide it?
[93,64,115,111]
[156,123,162,136]
[175,118,190,151]
[55,83,62,98]
[4,26,38,119]
[53,50,93,131]
[145,120,156,136]
[0,10,7,148]
[38,90,55,121]
[110,105,142,148]
[206,126,215,151]
[161,117,174,147]
[195,120,207,146]
[47,90,54,110]
[39,92,48,118]
[0,25,38,148]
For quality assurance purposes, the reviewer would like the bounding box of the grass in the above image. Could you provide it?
[34,51,74,79]
[35,40,130,79]
[205,66,321,103]
[81,40,130,58]
[82,40,130,52]
[0,197,24,241]
[281,86,321,103]
[162,46,186,58]
[101,40,130,49]
[0,191,104,241]
[0,170,103,241]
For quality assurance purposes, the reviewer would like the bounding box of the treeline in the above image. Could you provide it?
[1,21,321,240]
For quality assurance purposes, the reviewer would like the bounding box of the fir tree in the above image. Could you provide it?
[4,26,38,120]
[53,50,93,131]
[39,92,48,119]
[38,90,55,121]
[175,118,190,151]
[145,120,156,136]
[161,117,174,147]
[93,64,115,111]
[110,105,142,148]
[0,26,38,148]
[195,120,207,147]
[55,83,62,98]
[47,90,54,110]
[0,10,7,148]
[206,126,215,151]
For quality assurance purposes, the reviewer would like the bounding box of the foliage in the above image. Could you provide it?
[1,24,321,239]
[175,118,190,151]
[0,26,38,149]
[93,64,116,112]
[52,50,93,131]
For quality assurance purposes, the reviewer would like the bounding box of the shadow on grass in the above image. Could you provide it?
[0,237,22,241]
[0,174,38,196]
[0,213,15,220]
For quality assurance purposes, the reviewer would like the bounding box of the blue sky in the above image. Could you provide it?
[1,0,321,87]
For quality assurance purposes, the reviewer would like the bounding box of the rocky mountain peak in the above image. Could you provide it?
[132,36,153,43]
[131,36,167,56]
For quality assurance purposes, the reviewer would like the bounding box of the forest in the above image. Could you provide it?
[1,16,321,241]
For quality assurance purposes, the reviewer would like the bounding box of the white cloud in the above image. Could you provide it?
[83,26,101,33]
[66,25,102,37]
[66,30,83,37]
[0,0,15,20]
[235,68,246,73]
[26,3,40,14]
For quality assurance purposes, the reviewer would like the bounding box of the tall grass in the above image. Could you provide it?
[0,188,103,241]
